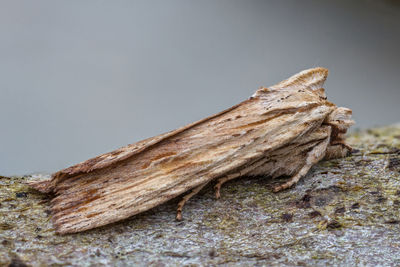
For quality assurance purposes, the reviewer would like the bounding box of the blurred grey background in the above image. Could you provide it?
[1,0,399,176]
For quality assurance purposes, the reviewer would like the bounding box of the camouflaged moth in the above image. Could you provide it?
[29,67,354,234]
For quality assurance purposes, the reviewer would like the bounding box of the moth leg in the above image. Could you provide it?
[176,182,208,221]
[273,137,329,192]
[214,172,242,199]
[214,158,275,199]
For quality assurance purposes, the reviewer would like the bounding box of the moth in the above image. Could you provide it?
[29,67,354,234]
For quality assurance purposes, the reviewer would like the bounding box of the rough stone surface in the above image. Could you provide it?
[1,125,400,266]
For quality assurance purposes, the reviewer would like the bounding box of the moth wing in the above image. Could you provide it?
[28,103,241,193]
[30,67,334,234]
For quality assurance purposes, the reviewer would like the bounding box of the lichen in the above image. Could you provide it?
[1,125,400,266]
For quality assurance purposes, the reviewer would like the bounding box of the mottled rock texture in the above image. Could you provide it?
[1,125,400,266]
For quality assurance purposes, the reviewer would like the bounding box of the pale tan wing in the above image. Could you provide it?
[32,66,329,192]
[31,68,334,234]
[28,103,242,193]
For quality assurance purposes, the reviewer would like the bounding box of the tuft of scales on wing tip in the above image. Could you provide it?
[253,67,329,97]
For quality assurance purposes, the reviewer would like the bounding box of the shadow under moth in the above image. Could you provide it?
[29,67,354,234]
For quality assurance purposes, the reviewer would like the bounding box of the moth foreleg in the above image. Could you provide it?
[176,182,208,221]
[273,137,329,192]
[214,157,275,199]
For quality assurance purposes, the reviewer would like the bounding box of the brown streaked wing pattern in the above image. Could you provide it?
[28,67,339,234]
[51,91,333,233]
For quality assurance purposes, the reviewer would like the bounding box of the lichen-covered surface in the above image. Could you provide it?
[1,125,400,266]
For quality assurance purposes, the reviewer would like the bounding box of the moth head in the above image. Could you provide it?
[324,107,355,159]
[253,67,355,159]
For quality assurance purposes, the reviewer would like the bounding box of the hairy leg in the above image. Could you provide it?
[214,156,274,199]
[273,137,329,192]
